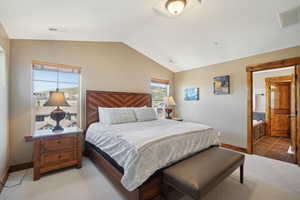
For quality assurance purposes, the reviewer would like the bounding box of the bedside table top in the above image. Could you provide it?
[25,127,82,142]
[173,118,183,121]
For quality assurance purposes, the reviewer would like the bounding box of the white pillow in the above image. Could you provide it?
[98,107,137,125]
[134,107,157,122]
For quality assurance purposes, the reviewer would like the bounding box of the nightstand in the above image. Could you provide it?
[172,118,183,121]
[25,127,83,181]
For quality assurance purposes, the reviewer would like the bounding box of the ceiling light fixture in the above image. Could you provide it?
[165,0,187,15]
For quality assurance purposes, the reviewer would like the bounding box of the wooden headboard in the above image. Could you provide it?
[86,90,152,128]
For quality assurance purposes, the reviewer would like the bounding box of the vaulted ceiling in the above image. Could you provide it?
[1,0,300,72]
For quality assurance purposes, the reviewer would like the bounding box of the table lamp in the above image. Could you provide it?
[164,96,176,119]
[44,89,70,131]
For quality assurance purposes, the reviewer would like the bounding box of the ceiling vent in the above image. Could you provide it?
[48,26,67,32]
[278,6,300,28]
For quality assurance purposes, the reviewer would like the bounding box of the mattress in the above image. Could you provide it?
[86,141,217,176]
[86,119,220,191]
[86,141,124,174]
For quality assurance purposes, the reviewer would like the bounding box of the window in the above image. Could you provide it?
[32,62,81,131]
[0,47,8,145]
[150,78,170,118]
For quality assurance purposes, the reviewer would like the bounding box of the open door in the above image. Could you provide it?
[290,70,297,159]
[270,81,291,137]
[265,76,292,137]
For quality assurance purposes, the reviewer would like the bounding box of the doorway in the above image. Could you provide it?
[252,68,295,163]
[247,57,300,166]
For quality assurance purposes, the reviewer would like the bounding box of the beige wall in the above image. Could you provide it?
[0,23,10,179]
[8,39,300,164]
[253,68,294,113]
[10,39,174,165]
[174,46,300,148]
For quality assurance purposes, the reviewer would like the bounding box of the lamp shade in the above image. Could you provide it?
[164,96,176,106]
[44,90,70,107]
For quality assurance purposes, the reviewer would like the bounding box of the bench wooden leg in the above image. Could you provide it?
[162,183,170,200]
[240,164,244,184]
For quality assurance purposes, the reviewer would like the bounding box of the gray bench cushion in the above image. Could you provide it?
[163,147,245,199]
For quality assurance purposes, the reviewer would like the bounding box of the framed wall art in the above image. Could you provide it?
[184,88,199,101]
[213,75,230,95]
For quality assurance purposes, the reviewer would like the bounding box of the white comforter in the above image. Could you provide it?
[86,119,220,191]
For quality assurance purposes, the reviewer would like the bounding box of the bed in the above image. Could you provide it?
[84,91,219,200]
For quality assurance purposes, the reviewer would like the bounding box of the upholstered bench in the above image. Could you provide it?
[163,147,245,200]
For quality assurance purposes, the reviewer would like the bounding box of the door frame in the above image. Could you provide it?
[265,76,292,137]
[246,56,300,166]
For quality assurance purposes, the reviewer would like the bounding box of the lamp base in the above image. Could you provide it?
[52,125,64,132]
[165,108,173,119]
[50,107,66,132]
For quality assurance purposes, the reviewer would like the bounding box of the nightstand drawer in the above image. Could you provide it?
[41,136,75,152]
[41,151,75,167]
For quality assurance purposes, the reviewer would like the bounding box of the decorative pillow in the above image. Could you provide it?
[134,107,158,122]
[98,107,137,125]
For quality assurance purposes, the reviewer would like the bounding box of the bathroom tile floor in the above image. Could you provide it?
[254,136,295,164]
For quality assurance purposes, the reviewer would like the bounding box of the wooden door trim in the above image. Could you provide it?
[265,76,292,136]
[296,65,300,165]
[246,57,300,72]
[246,56,300,166]
[265,75,292,83]
[247,71,253,154]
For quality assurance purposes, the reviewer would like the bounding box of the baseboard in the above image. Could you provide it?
[0,162,33,193]
[9,162,33,173]
[221,143,247,153]
[0,167,10,193]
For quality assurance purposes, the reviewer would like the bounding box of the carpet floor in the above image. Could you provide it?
[1,154,300,200]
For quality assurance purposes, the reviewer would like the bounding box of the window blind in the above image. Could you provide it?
[32,61,81,74]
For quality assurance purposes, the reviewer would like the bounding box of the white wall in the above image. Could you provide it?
[253,68,294,113]
[175,46,300,148]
